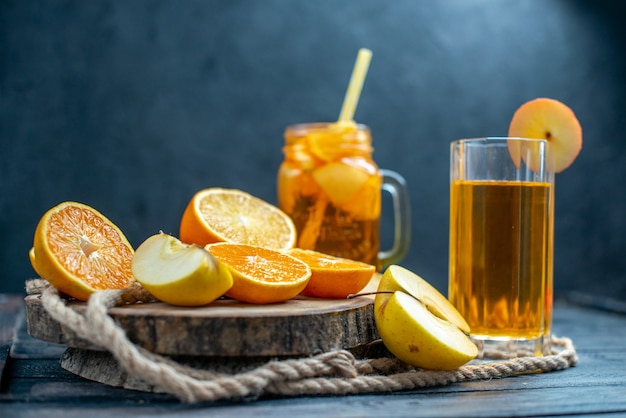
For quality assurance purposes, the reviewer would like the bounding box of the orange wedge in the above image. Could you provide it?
[205,243,311,304]
[180,188,297,251]
[287,248,376,298]
[30,202,135,301]
[306,121,365,162]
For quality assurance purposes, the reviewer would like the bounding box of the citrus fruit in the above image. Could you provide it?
[508,97,582,173]
[277,163,320,214]
[30,201,135,301]
[205,242,311,304]
[132,233,233,306]
[306,121,363,162]
[287,248,376,298]
[180,188,297,251]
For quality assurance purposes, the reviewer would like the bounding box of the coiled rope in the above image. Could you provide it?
[27,280,578,403]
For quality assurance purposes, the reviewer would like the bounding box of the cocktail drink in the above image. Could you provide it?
[278,122,410,270]
[450,181,550,338]
[448,138,554,357]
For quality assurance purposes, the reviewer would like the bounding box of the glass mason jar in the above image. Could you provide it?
[277,122,410,270]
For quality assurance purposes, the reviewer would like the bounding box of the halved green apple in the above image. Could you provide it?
[374,265,477,370]
[132,233,233,306]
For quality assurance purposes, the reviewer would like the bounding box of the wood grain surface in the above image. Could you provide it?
[24,287,380,357]
[4,296,626,417]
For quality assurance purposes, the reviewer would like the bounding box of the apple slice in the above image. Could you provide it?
[312,162,369,206]
[374,265,477,370]
[132,233,233,306]
[508,98,582,173]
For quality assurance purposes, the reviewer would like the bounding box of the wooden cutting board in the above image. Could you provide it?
[25,276,381,358]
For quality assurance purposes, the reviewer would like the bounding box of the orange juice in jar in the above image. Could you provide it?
[278,122,410,270]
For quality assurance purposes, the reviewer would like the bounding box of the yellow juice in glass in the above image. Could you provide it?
[278,123,383,268]
[448,179,552,341]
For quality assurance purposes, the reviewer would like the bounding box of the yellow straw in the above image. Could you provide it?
[338,48,372,122]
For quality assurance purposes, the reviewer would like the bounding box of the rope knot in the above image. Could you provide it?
[319,350,358,378]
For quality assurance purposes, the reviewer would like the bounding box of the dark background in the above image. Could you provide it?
[2,0,625,301]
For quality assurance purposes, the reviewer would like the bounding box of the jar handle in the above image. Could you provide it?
[379,169,411,268]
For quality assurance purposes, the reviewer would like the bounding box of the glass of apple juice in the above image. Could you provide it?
[277,122,411,271]
[448,137,554,358]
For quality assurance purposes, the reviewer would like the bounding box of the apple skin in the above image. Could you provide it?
[508,98,582,173]
[374,265,478,370]
[375,265,471,333]
[132,233,233,306]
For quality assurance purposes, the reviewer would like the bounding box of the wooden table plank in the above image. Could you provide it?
[0,294,23,391]
[1,296,625,418]
[2,385,626,418]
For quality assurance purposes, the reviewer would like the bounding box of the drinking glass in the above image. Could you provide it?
[448,137,554,357]
[277,122,411,270]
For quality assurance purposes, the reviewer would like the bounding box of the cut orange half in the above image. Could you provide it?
[180,188,297,251]
[287,248,376,298]
[30,202,135,301]
[205,243,311,304]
